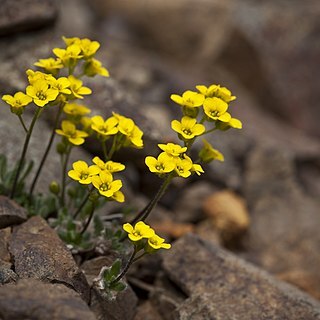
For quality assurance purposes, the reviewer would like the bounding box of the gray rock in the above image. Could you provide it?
[0,265,18,285]
[161,234,320,320]
[0,0,58,36]
[0,196,27,229]
[231,1,320,138]
[0,227,11,264]
[134,301,163,320]
[0,278,96,320]
[9,216,90,302]
[243,146,320,299]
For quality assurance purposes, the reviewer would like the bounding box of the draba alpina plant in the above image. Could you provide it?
[1,36,241,297]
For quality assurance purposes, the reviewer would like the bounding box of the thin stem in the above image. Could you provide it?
[80,200,96,235]
[18,115,28,133]
[10,108,42,199]
[29,104,63,197]
[73,188,92,219]
[110,247,137,286]
[130,173,173,224]
[133,252,147,263]
[203,127,217,135]
[101,141,108,161]
[107,135,118,160]
[60,144,72,206]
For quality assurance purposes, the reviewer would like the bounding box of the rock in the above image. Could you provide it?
[172,181,217,223]
[0,265,18,285]
[161,234,320,319]
[0,196,27,229]
[83,256,138,320]
[151,220,194,239]
[194,219,221,246]
[91,0,233,64]
[0,0,58,36]
[230,1,320,138]
[134,301,163,320]
[202,190,250,244]
[9,216,90,302]
[0,278,96,320]
[0,227,11,264]
[90,285,138,320]
[243,146,320,299]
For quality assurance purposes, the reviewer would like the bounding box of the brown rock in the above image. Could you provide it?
[0,227,11,263]
[9,216,90,302]
[91,0,232,64]
[134,301,163,320]
[0,278,96,320]
[151,220,194,239]
[0,0,58,36]
[0,196,27,229]
[194,219,221,246]
[161,234,320,319]
[203,190,249,242]
[243,146,320,299]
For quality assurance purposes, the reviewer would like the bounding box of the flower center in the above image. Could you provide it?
[210,110,219,117]
[80,172,89,180]
[100,183,110,191]
[36,91,47,100]
[183,128,192,135]
[156,164,164,171]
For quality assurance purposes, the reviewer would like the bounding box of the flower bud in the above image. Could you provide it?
[49,181,60,194]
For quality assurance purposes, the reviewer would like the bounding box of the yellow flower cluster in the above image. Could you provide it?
[171,84,242,132]
[90,113,144,149]
[123,221,171,250]
[145,142,203,178]
[68,157,125,202]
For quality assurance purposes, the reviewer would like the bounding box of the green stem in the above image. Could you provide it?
[80,200,96,235]
[101,141,108,161]
[73,188,92,219]
[60,144,72,206]
[107,135,118,160]
[10,108,42,199]
[18,115,28,133]
[203,127,217,135]
[29,104,63,197]
[109,247,137,286]
[130,173,173,224]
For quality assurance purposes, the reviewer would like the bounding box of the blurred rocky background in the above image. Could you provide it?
[0,0,320,319]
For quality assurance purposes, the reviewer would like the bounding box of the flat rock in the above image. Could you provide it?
[9,216,90,302]
[0,196,27,229]
[243,146,320,299]
[0,0,58,36]
[0,278,96,320]
[161,234,320,320]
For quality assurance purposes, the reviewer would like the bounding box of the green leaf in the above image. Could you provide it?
[110,281,127,292]
[110,259,121,277]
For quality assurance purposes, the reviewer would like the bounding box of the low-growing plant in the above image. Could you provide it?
[1,36,242,297]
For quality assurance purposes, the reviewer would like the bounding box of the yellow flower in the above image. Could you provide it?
[196,84,236,103]
[91,115,118,136]
[80,39,100,58]
[158,143,187,157]
[111,190,125,203]
[118,117,135,136]
[63,103,91,116]
[26,80,59,107]
[51,77,71,95]
[125,125,144,148]
[199,139,224,163]
[192,163,204,176]
[2,92,32,114]
[68,160,100,184]
[53,44,83,67]
[123,222,155,242]
[91,171,123,198]
[171,90,204,108]
[80,116,93,133]
[84,58,109,77]
[174,157,193,178]
[92,156,125,173]
[217,117,243,130]
[34,58,63,75]
[148,234,171,250]
[62,36,81,46]
[145,152,175,174]
[68,75,92,99]
[56,120,88,145]
[203,97,231,122]
[171,116,205,140]
[26,70,56,85]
